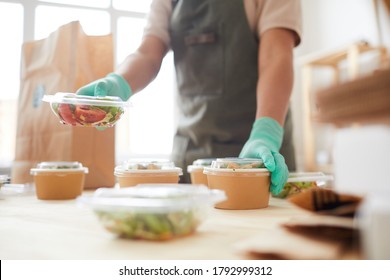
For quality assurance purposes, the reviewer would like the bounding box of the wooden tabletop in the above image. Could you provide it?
[0,190,357,260]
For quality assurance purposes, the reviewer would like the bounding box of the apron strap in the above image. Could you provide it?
[172,0,179,9]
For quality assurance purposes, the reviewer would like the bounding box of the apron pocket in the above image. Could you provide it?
[171,24,224,98]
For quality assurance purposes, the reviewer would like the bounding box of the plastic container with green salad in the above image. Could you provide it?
[77,184,226,241]
[273,172,334,199]
[42,92,130,127]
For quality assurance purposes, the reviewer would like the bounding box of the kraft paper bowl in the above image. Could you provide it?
[204,158,270,210]
[187,158,215,186]
[30,161,88,200]
[114,159,183,187]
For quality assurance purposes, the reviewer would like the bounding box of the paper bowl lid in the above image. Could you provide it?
[30,161,88,174]
[77,184,226,213]
[115,159,182,175]
[42,92,131,107]
[204,157,268,173]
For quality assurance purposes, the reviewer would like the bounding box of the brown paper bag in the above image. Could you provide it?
[12,21,116,189]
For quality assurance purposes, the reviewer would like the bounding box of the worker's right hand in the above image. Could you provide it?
[239,117,289,196]
[76,73,132,101]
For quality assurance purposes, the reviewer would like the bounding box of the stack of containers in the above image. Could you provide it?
[315,67,390,259]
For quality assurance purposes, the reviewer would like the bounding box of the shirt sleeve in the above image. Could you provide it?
[143,0,172,48]
[258,0,302,46]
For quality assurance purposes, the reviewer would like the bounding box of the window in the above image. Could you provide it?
[35,6,110,39]
[113,0,153,13]
[115,15,175,162]
[0,2,23,169]
[0,0,175,171]
[39,0,110,8]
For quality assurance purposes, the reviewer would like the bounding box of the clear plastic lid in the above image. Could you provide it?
[30,161,89,174]
[42,92,130,107]
[187,158,216,172]
[193,158,215,166]
[77,184,226,213]
[287,172,334,183]
[115,159,183,175]
[0,183,35,197]
[204,157,268,174]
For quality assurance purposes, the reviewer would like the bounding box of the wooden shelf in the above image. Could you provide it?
[300,41,388,171]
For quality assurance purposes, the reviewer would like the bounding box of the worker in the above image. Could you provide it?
[77,0,302,195]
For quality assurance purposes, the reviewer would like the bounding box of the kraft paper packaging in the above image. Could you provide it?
[12,21,116,189]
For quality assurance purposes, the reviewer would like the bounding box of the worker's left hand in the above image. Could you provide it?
[239,117,289,195]
[76,73,132,101]
[76,73,132,131]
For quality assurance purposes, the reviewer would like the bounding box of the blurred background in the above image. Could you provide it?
[0,0,389,175]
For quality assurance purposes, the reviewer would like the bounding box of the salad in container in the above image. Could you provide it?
[204,158,270,210]
[187,158,215,186]
[114,159,183,187]
[42,92,129,127]
[273,172,334,199]
[77,184,226,240]
[30,161,88,200]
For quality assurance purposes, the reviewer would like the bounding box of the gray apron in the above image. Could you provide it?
[169,0,296,182]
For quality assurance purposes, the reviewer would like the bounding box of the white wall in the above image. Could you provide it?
[291,0,390,171]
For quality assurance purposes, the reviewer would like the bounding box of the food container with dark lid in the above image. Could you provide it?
[42,92,130,127]
[204,158,270,210]
[30,161,88,200]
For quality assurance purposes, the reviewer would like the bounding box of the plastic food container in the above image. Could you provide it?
[114,159,183,187]
[42,92,129,127]
[0,183,35,198]
[30,161,88,200]
[187,158,215,186]
[204,158,270,210]
[273,172,334,199]
[77,184,226,240]
[0,175,9,188]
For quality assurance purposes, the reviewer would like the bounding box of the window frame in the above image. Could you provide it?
[0,0,176,167]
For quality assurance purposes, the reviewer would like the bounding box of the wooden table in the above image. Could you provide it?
[0,190,355,260]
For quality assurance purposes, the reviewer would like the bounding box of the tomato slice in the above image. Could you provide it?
[75,105,106,124]
[57,104,77,126]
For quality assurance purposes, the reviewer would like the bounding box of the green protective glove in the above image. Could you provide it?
[239,117,289,196]
[76,73,132,101]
